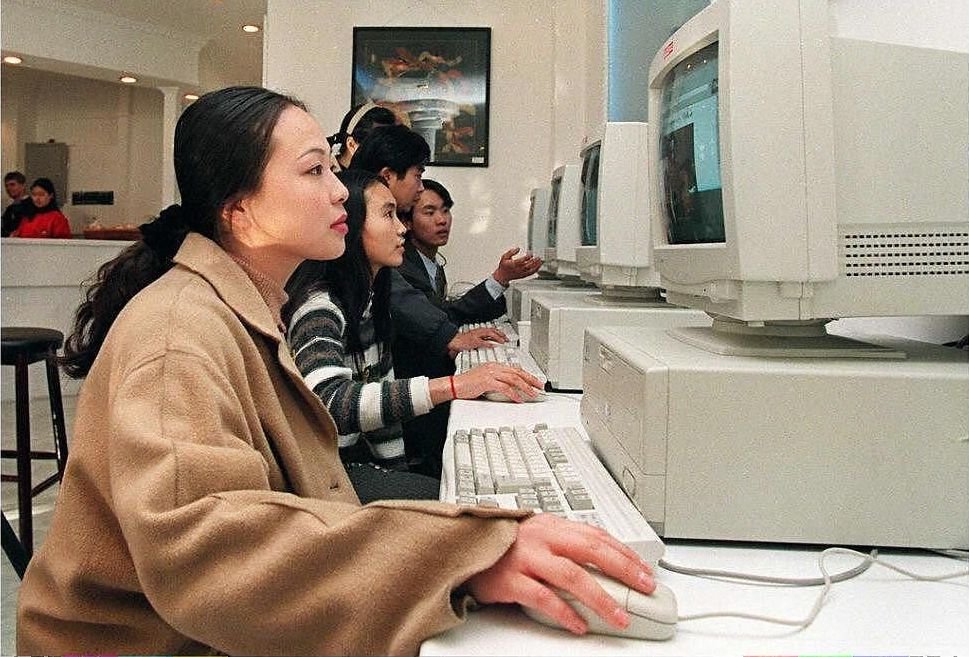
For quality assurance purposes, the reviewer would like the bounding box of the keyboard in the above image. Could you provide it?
[442,423,666,563]
[455,343,548,388]
[460,319,519,345]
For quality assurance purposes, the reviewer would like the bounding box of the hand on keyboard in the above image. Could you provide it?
[455,363,544,403]
[466,513,657,637]
[448,327,509,358]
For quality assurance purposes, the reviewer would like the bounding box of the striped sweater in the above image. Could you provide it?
[286,289,433,465]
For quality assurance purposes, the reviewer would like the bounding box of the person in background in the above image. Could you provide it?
[327,101,398,171]
[16,85,655,657]
[2,171,34,237]
[284,170,541,501]
[10,177,71,238]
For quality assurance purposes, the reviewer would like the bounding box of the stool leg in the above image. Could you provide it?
[14,354,34,556]
[45,350,69,477]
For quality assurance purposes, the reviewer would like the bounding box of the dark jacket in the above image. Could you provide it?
[390,242,506,380]
[1,197,32,237]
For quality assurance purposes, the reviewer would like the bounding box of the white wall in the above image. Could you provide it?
[1,68,164,232]
[265,0,606,286]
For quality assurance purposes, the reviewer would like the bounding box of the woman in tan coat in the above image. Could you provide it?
[15,86,655,656]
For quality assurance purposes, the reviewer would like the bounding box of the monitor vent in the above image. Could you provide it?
[840,231,969,277]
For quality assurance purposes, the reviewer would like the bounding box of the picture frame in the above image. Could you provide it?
[352,26,491,167]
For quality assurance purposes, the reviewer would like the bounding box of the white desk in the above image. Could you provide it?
[424,394,969,656]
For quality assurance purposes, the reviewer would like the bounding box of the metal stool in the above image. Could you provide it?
[1,327,69,556]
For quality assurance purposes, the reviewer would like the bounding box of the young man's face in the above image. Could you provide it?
[5,179,25,200]
[384,165,424,212]
[407,189,452,251]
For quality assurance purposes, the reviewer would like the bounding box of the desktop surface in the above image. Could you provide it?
[424,394,969,656]
[421,540,968,656]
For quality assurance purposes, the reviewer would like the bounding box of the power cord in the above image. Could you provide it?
[661,547,969,629]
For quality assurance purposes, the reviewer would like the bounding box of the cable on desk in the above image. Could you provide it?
[669,547,969,629]
[929,547,969,561]
[659,549,877,586]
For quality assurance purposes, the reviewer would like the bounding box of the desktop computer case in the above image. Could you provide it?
[581,325,969,549]
[528,292,709,390]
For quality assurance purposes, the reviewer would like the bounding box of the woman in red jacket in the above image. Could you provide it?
[10,177,72,238]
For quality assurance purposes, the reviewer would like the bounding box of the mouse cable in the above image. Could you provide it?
[658,548,877,587]
[666,547,969,629]
[929,547,969,561]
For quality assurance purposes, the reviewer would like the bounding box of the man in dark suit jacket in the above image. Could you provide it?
[391,179,541,474]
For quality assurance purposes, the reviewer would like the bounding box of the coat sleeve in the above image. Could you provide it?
[107,347,521,656]
[440,280,508,324]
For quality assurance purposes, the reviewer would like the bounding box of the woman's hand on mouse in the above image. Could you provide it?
[466,514,656,634]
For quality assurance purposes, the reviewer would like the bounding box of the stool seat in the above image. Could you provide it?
[1,327,65,365]
[1,325,69,557]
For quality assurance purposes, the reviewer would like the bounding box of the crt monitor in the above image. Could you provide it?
[526,185,555,277]
[647,0,969,350]
[575,122,662,298]
[545,163,584,281]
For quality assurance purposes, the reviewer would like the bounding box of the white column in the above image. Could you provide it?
[158,86,181,207]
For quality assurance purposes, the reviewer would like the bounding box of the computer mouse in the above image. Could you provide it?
[521,570,677,640]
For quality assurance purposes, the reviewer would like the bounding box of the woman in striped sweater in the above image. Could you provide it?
[285,169,542,496]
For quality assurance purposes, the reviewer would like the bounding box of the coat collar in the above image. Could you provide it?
[172,232,283,343]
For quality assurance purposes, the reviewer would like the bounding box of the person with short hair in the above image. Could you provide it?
[2,170,33,237]
[392,177,543,474]
[10,177,72,238]
[327,101,398,171]
[15,85,656,657]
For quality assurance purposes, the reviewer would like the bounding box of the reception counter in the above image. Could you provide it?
[1,237,133,400]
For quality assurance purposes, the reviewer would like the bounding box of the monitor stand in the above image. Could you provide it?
[670,317,907,359]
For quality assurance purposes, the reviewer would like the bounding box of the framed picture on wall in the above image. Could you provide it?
[352,26,491,167]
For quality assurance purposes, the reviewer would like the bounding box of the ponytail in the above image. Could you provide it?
[60,205,192,378]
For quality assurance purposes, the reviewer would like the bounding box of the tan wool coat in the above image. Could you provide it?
[16,233,524,656]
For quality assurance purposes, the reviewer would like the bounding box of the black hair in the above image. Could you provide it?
[28,177,59,211]
[327,103,397,161]
[284,169,393,354]
[61,86,306,378]
[4,171,26,184]
[419,178,453,209]
[348,124,430,178]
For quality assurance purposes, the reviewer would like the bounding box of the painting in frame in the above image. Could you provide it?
[352,26,491,167]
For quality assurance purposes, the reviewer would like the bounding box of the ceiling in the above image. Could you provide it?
[59,0,268,39]
[4,0,267,90]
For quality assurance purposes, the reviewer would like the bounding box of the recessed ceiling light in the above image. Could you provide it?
[3,56,23,65]
[119,75,138,84]
[184,93,199,101]
[242,24,261,33]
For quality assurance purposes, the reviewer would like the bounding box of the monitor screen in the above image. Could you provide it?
[547,175,561,248]
[658,41,724,245]
[580,142,601,247]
